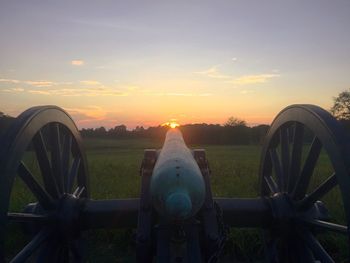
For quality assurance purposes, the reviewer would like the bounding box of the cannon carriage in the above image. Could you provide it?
[0,104,349,262]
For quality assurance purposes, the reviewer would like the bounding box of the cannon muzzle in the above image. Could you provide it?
[150,129,205,221]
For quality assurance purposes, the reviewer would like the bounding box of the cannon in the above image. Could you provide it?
[0,104,349,262]
[150,128,205,221]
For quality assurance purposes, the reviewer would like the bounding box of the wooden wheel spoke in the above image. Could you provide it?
[73,186,85,198]
[298,228,334,263]
[280,127,290,191]
[18,162,54,209]
[264,176,279,194]
[7,212,49,223]
[50,123,63,194]
[67,157,81,193]
[269,148,285,191]
[33,131,59,198]
[292,137,322,200]
[10,227,52,263]
[297,217,347,234]
[298,173,337,210]
[258,105,350,262]
[288,122,304,192]
[62,134,72,193]
[0,106,89,261]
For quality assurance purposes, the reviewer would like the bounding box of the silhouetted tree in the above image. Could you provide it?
[331,90,350,120]
[224,117,247,127]
[94,127,107,137]
[108,125,127,138]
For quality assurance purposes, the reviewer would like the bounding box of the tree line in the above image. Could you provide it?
[80,123,270,145]
[0,113,270,145]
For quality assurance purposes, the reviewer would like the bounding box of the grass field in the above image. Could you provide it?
[7,137,347,262]
[82,138,346,262]
[83,138,264,262]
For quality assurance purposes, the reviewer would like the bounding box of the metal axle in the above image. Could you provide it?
[79,197,272,230]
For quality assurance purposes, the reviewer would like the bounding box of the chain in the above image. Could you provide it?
[208,201,229,263]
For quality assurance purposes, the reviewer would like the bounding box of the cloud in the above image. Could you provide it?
[65,106,128,128]
[12,88,24,92]
[0,78,20,84]
[1,87,25,93]
[0,78,58,87]
[194,65,280,85]
[80,80,101,85]
[155,92,212,97]
[25,81,54,87]
[28,90,51,95]
[28,87,128,97]
[71,60,84,66]
[230,74,279,85]
[194,66,231,79]
[0,77,130,97]
[65,106,107,120]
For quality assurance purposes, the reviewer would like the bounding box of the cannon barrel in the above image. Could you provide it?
[150,129,205,221]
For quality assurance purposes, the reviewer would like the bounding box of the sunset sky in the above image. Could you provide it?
[0,1,349,128]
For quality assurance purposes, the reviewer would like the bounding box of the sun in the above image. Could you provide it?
[169,122,179,128]
[162,120,180,129]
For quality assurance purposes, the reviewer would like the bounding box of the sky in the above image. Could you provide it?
[0,0,349,129]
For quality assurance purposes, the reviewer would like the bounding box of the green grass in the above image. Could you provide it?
[6,138,347,262]
[84,139,347,262]
[80,140,265,261]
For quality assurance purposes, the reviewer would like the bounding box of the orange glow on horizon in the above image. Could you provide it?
[162,120,180,129]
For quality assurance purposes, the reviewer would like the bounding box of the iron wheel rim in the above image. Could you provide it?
[259,104,350,262]
[0,106,89,262]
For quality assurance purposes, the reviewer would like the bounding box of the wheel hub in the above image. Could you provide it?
[268,193,329,235]
[23,194,82,239]
[56,193,82,239]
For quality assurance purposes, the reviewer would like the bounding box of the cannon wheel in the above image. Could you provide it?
[259,104,350,262]
[0,106,89,262]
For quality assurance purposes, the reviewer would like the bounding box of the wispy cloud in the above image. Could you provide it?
[0,77,130,97]
[65,106,108,120]
[80,80,101,85]
[0,78,20,84]
[2,87,25,93]
[195,66,280,85]
[25,81,54,87]
[28,87,128,97]
[194,66,231,79]
[230,74,279,85]
[71,60,84,66]
[28,90,51,95]
[153,92,212,97]
[65,106,128,128]
[0,78,58,87]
